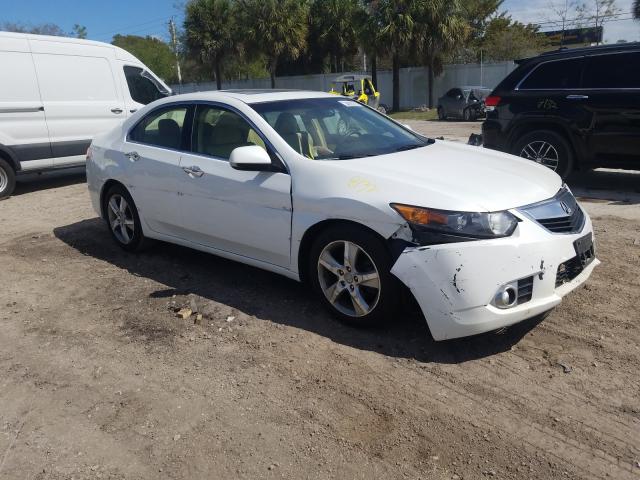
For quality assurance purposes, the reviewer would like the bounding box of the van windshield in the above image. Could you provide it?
[124,66,169,105]
[250,98,432,160]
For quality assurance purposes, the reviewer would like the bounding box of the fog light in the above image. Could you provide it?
[493,283,518,309]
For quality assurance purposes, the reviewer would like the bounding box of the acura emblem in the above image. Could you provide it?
[560,201,572,215]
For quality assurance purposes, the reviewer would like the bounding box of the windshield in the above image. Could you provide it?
[251,98,432,160]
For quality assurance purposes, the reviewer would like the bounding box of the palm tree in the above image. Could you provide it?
[358,0,385,88]
[378,0,419,112]
[634,0,640,20]
[414,0,468,107]
[310,0,360,73]
[184,0,237,90]
[239,0,309,88]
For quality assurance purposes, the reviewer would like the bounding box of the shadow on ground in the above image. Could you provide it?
[14,169,86,196]
[54,218,544,365]
[568,169,640,205]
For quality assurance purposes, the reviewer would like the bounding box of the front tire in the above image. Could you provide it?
[103,184,149,252]
[463,108,472,121]
[0,158,16,199]
[513,130,573,179]
[309,225,398,327]
[437,106,446,121]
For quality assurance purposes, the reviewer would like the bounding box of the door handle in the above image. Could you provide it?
[129,109,137,113]
[125,151,140,162]
[111,107,124,114]
[182,165,204,177]
[566,95,589,100]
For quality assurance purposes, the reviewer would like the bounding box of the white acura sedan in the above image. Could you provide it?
[86,90,599,340]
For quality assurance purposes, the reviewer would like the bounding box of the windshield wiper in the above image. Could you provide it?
[394,144,424,153]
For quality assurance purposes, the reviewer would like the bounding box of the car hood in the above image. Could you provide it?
[320,140,562,212]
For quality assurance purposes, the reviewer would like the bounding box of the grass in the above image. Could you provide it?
[389,109,438,121]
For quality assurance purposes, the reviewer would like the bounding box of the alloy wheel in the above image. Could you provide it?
[520,141,560,171]
[317,240,381,317]
[107,194,135,245]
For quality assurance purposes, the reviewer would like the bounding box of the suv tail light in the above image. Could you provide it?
[484,95,501,111]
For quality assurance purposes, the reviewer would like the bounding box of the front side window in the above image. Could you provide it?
[519,58,584,90]
[251,98,431,160]
[583,52,640,89]
[191,105,266,160]
[129,106,188,150]
[124,66,169,105]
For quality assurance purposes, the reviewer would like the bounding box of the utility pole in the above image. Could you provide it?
[169,18,183,85]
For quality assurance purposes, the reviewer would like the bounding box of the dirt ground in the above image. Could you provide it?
[1,122,639,480]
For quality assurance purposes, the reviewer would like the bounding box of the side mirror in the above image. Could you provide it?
[229,145,273,171]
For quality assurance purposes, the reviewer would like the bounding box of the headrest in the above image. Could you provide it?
[158,119,181,148]
[274,112,299,135]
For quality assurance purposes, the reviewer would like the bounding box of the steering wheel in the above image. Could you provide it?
[337,118,361,137]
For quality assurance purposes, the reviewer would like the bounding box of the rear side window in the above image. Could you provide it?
[129,106,188,150]
[124,66,167,105]
[583,52,640,89]
[519,58,584,90]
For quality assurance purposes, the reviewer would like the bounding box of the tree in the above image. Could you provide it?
[358,0,386,88]
[378,0,418,112]
[112,35,178,83]
[239,0,308,88]
[184,0,237,90]
[576,0,620,43]
[634,0,640,19]
[309,0,360,73]
[481,17,550,62]
[545,0,581,45]
[71,24,87,39]
[1,22,65,36]
[415,0,468,107]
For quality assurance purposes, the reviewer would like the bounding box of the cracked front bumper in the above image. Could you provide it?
[390,211,599,341]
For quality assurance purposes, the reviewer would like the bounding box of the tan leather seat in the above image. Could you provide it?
[274,112,314,159]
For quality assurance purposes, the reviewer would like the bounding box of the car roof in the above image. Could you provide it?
[168,89,336,105]
[516,41,640,64]
[333,74,370,82]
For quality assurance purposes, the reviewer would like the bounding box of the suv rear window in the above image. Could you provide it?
[583,52,640,89]
[519,58,584,90]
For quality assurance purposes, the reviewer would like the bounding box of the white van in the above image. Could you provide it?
[0,31,172,198]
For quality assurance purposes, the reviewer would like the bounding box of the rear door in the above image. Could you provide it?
[0,38,51,171]
[581,51,640,165]
[123,104,191,237]
[31,44,126,167]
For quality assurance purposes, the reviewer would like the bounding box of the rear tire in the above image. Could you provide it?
[309,225,399,327]
[103,184,150,252]
[463,108,472,121]
[0,158,16,199]
[437,106,446,121]
[512,130,574,180]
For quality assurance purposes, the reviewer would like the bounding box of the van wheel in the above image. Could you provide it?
[309,225,398,327]
[104,184,150,252]
[0,158,16,199]
[513,130,573,179]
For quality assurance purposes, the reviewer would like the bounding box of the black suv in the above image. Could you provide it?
[482,43,640,179]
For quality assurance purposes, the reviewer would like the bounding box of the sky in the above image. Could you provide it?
[1,0,638,45]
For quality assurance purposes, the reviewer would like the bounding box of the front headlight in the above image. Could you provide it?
[391,203,518,240]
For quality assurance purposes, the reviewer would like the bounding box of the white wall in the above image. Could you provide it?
[171,61,516,110]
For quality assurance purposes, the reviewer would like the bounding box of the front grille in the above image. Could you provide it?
[537,207,585,233]
[555,257,584,287]
[519,187,585,234]
[517,276,534,304]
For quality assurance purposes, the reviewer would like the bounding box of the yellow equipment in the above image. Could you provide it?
[329,74,389,114]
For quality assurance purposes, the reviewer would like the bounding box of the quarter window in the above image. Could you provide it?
[519,58,584,90]
[583,52,640,89]
[129,106,188,150]
[191,105,266,160]
[124,66,168,105]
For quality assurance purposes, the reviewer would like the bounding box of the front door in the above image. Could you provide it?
[178,104,292,268]
[581,51,640,165]
[123,104,191,237]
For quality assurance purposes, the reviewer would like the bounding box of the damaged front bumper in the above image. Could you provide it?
[390,211,599,341]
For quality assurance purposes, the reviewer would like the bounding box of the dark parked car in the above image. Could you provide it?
[438,86,491,121]
[482,43,640,179]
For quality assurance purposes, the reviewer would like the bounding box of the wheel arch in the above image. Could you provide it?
[0,145,20,172]
[99,179,128,220]
[297,219,393,285]
[507,120,581,168]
